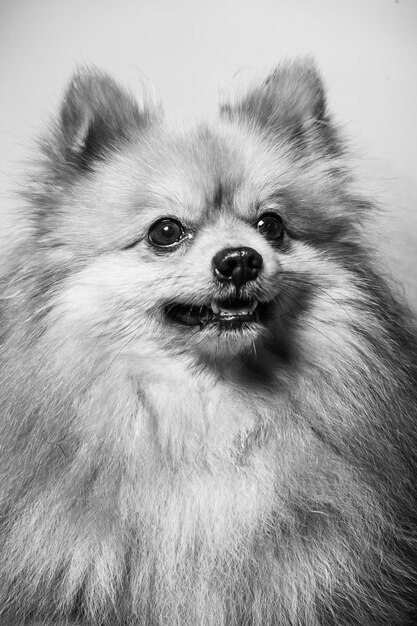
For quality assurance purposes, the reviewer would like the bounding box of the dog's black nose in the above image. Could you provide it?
[213,247,263,289]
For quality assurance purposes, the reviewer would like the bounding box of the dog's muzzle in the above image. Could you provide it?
[163,246,273,330]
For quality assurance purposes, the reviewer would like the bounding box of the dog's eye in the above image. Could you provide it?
[256,213,284,242]
[148,218,186,247]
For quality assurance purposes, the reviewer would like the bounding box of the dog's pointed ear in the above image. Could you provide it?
[221,59,341,155]
[45,68,155,176]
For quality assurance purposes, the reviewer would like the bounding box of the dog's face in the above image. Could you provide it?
[45,127,283,364]
[35,65,361,371]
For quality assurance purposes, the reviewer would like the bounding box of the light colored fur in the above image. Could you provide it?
[0,63,416,625]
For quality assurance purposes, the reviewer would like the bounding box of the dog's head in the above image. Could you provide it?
[29,62,365,368]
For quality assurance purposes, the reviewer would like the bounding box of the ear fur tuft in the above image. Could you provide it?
[221,58,342,155]
[45,67,154,175]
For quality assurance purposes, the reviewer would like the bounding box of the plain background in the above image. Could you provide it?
[0,0,416,307]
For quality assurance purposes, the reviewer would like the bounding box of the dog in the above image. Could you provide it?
[0,60,416,625]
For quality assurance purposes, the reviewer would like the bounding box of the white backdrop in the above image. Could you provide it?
[0,0,416,306]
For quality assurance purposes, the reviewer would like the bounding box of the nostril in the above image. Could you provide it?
[249,252,263,269]
[216,256,238,277]
[213,247,263,288]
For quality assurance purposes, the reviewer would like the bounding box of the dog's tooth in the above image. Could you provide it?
[212,300,258,317]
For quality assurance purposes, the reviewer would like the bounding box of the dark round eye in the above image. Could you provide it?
[256,212,284,242]
[148,218,185,247]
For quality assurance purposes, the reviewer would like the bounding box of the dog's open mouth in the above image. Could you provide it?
[164,298,270,330]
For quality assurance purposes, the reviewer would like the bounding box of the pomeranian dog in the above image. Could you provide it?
[0,60,416,626]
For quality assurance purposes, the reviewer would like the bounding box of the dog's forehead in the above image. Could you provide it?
[145,123,283,220]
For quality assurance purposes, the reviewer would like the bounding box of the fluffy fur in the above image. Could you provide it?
[0,61,416,625]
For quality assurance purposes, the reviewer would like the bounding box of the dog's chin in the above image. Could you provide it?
[163,296,273,359]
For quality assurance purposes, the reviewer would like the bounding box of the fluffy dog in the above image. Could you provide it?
[0,60,416,625]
